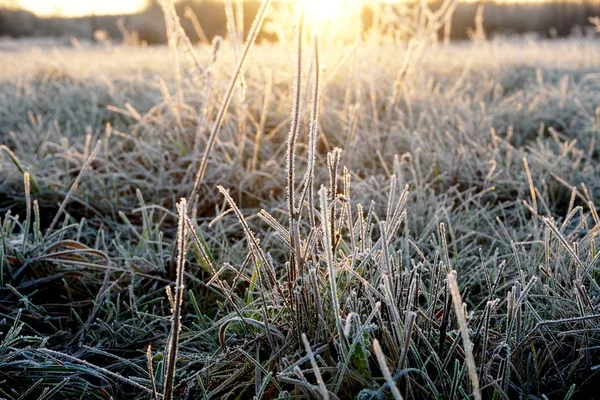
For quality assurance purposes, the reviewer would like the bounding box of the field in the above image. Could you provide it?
[1,7,600,399]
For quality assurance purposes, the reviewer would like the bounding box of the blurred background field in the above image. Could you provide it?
[1,0,600,43]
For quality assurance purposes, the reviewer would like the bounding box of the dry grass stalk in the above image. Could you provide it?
[447,271,482,400]
[373,339,404,400]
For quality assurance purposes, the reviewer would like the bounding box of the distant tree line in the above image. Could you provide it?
[1,0,599,42]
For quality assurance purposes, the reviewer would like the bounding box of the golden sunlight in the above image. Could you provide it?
[302,0,345,22]
[299,0,362,26]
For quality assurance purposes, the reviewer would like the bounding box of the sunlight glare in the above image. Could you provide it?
[301,0,349,25]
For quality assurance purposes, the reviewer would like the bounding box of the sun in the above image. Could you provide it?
[300,0,353,25]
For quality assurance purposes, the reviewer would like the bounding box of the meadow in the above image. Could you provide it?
[1,2,600,399]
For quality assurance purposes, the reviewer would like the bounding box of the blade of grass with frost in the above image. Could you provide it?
[217,185,289,342]
[147,345,159,400]
[224,0,240,59]
[32,200,40,244]
[298,30,321,228]
[189,0,272,208]
[319,186,346,354]
[379,221,403,345]
[163,198,188,400]
[39,348,153,395]
[22,172,31,253]
[183,6,209,45]
[301,333,330,400]
[542,216,585,270]
[217,186,286,301]
[333,302,381,393]
[185,215,248,324]
[45,140,101,237]
[0,145,40,192]
[158,0,184,115]
[286,6,306,285]
[447,271,482,400]
[373,339,403,400]
[235,0,244,46]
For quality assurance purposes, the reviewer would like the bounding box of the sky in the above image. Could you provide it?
[18,0,147,17]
